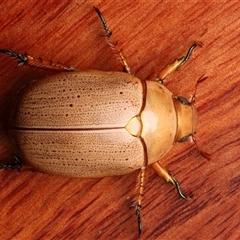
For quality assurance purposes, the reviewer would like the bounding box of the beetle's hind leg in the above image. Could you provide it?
[152,162,190,200]
[94,7,131,74]
[0,49,75,71]
[0,155,22,170]
[155,43,201,83]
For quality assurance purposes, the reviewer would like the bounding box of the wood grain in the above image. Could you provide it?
[0,1,239,239]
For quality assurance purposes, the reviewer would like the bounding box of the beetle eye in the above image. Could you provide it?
[179,134,191,142]
[177,96,191,106]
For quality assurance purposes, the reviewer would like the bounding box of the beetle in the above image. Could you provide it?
[0,7,210,234]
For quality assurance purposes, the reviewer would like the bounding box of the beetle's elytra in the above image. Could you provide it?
[0,7,210,234]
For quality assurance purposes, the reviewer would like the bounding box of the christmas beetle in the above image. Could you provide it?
[0,7,210,234]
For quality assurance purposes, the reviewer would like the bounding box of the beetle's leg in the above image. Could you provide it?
[135,166,145,235]
[0,155,22,169]
[155,43,201,83]
[94,7,131,74]
[0,49,75,71]
[152,162,190,200]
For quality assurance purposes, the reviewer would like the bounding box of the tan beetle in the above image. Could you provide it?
[0,7,210,234]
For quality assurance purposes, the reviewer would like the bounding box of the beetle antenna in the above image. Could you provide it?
[190,75,208,103]
[191,135,211,160]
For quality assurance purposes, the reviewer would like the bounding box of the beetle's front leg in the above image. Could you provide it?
[152,162,190,200]
[0,49,75,71]
[94,7,131,74]
[155,43,201,83]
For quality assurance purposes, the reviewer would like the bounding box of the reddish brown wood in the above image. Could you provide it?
[0,1,239,239]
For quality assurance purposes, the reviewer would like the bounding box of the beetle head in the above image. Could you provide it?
[173,96,198,143]
[173,76,211,160]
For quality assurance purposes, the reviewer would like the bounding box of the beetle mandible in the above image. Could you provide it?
[0,7,210,234]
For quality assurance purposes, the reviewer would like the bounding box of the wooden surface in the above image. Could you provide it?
[0,1,239,239]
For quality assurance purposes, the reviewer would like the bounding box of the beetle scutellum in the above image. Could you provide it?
[0,7,210,234]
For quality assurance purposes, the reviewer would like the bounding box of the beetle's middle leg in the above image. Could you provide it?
[152,162,190,200]
[0,49,75,71]
[135,166,145,235]
[94,7,131,74]
[155,43,201,83]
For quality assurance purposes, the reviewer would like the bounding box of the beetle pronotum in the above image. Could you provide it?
[0,7,210,234]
